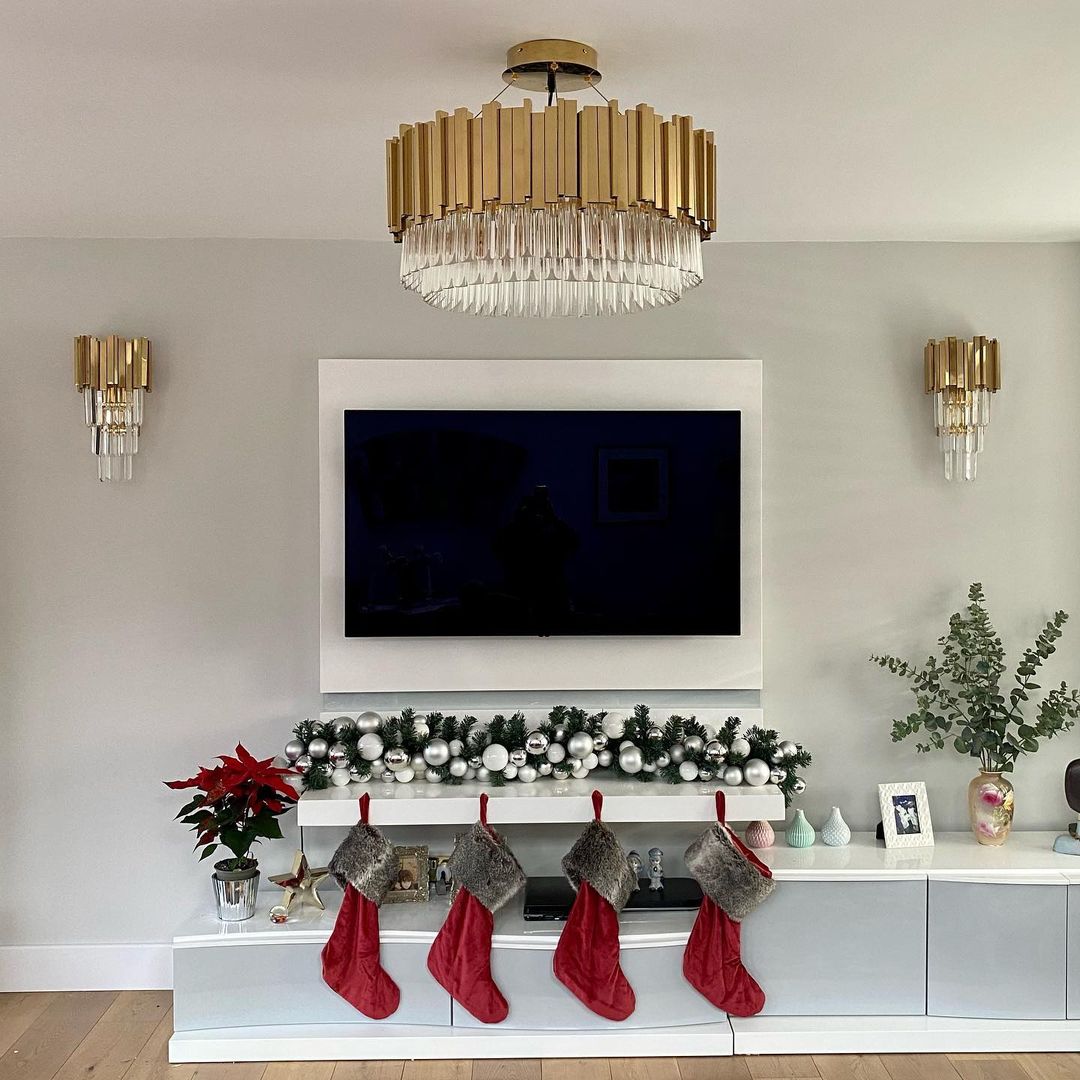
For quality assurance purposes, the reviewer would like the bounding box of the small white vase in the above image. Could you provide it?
[821,806,851,847]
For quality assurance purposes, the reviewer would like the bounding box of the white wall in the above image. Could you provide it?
[2,238,1079,989]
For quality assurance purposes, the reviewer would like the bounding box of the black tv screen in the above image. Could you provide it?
[343,410,740,637]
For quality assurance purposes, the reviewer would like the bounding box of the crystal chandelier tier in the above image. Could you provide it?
[74,334,152,482]
[924,335,1001,481]
[385,39,716,317]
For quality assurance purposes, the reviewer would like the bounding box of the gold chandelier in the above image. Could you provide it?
[74,334,152,482]
[385,39,716,317]
[924,335,1001,481]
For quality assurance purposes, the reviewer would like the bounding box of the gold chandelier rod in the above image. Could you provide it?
[924,336,1001,394]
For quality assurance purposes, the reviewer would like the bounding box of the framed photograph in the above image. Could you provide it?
[385,845,429,902]
[878,782,935,848]
[428,853,453,897]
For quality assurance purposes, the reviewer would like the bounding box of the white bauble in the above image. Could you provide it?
[730,737,752,759]
[567,731,594,759]
[525,731,549,755]
[723,765,744,786]
[743,758,771,787]
[465,766,477,780]
[395,766,415,783]
[619,739,635,750]
[411,753,426,772]
[517,764,538,783]
[509,748,528,768]
[669,743,686,764]
[502,764,518,781]
[571,762,590,779]
[602,713,626,739]
[330,767,352,787]
[449,758,469,778]
[678,760,700,782]
[684,735,705,755]
[425,767,443,784]
[475,766,491,783]
[537,761,553,776]
[384,747,410,772]
[448,739,464,757]
[597,749,613,767]
[356,711,382,733]
[482,743,510,772]
[546,743,567,764]
[358,733,385,761]
[619,746,644,774]
[284,738,305,762]
[656,752,671,769]
[307,737,329,760]
[779,740,799,759]
[424,739,451,767]
[582,752,599,770]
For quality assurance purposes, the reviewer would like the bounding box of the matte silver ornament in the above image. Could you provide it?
[284,738,305,762]
[582,752,599,770]
[395,766,415,783]
[645,726,664,743]
[411,752,426,772]
[779,740,799,759]
[464,766,477,780]
[656,751,671,768]
[743,758,771,787]
[699,767,714,782]
[546,743,567,764]
[328,743,349,768]
[413,723,430,741]
[597,749,613,767]
[475,766,491,783]
[552,764,572,780]
[384,747,410,772]
[703,740,724,763]
[448,739,464,757]
[356,711,382,733]
[537,761,554,776]
[669,743,686,764]
[423,738,451,767]
[730,737,751,759]
[552,724,569,743]
[525,731,549,755]
[482,743,510,772]
[619,745,644,774]
[331,767,351,788]
[449,757,469,778]
[792,777,807,794]
[678,760,699,782]
[770,766,787,784]
[723,765,744,786]
[425,767,443,783]
[307,737,329,760]
[332,717,355,736]
[517,764,538,783]
[294,754,312,773]
[509,748,528,768]
[502,764,518,781]
[684,735,705,755]
[567,731,594,759]
[591,733,608,751]
[358,732,384,761]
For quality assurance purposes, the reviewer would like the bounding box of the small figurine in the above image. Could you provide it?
[648,846,664,891]
[1053,758,1080,854]
[627,850,643,890]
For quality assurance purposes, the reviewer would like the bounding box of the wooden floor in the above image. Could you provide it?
[1,993,1078,1080]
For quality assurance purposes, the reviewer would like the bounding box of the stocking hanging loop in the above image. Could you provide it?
[715,790,726,823]
[592,789,603,820]
[479,792,493,833]
[359,792,370,824]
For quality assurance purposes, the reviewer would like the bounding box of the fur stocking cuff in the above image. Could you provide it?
[448,823,526,913]
[329,821,399,905]
[684,823,775,921]
[562,820,637,913]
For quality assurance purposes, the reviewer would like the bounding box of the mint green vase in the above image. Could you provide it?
[786,808,816,848]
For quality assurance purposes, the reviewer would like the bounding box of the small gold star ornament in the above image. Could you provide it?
[269,851,331,913]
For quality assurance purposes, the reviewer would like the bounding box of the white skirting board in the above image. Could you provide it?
[0,943,172,992]
[168,1022,736,1062]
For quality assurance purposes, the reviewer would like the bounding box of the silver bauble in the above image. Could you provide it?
[792,777,807,794]
[411,752,426,772]
[423,738,451,767]
[328,742,349,768]
[294,754,312,773]
[517,764,538,783]
[525,731,550,755]
[571,762,589,779]
[358,732,384,761]
[567,731,594,760]
[384,747,410,772]
[332,717,355,736]
[779,740,799,759]
[699,767,714,782]
[395,766,415,783]
[703,740,725,763]
[582,752,599,771]
[537,761,554,776]
[678,760,700,782]
[331,767,352,788]
[482,743,510,772]
[723,765,744,786]
[468,755,483,769]
[770,749,785,765]
[684,735,705,755]
[743,758,771,787]
[413,722,430,739]
[546,743,567,764]
[552,724,569,743]
[597,749,613,767]
[356,711,382,733]
[619,739,635,750]
[729,737,751,759]
[601,714,626,739]
[449,757,469,778]
[552,764,572,780]
[645,726,664,743]
[656,751,671,769]
[770,766,787,784]
[475,766,491,783]
[503,764,519,781]
[350,767,371,784]
[307,737,329,760]
[284,738,305,762]
[669,743,686,764]
[642,761,657,773]
[464,766,477,780]
[448,739,464,757]
[591,733,608,752]
[379,769,395,783]
[509,748,528,768]
[619,745,644,774]
[425,767,443,784]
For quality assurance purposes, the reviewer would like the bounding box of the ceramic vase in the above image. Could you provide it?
[968,771,1014,846]
[820,806,851,847]
[744,819,775,849]
[786,808,815,848]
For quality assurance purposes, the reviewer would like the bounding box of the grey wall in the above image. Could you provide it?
[2,239,1079,986]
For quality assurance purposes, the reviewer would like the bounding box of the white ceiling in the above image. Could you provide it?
[3,0,1079,242]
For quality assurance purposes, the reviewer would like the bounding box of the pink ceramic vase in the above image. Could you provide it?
[744,819,775,849]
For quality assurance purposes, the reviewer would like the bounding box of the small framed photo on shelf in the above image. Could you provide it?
[878,782,934,848]
[428,853,453,897]
[386,845,429,902]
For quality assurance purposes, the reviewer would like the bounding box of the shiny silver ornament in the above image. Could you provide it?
[503,764,519,781]
[384,747,410,772]
[552,764,572,780]
[328,743,349,767]
[645,726,664,743]
[656,751,671,769]
[356,711,382,733]
[703,740,725,763]
[332,717,355,736]
[770,749,785,765]
[678,760,699,782]
[619,745,644,774]
[509,748,528,768]
[698,767,714,782]
[358,732,384,761]
[517,764,538,783]
[423,738,451,767]
[294,754,312,774]
[729,737,751,759]
[591,733,608,751]
[425,767,443,784]
[482,743,510,772]
[770,766,787,784]
[743,758,771,787]
[642,761,657,774]
[537,761,554,776]
[567,731,594,760]
[669,743,686,764]
[331,767,351,788]
[722,765,744,786]
[552,724,569,743]
[525,731,549,755]
[307,737,329,760]
[546,743,567,764]
[449,757,469,778]
[468,755,483,769]
[684,735,705,755]
[413,722,430,740]
[779,740,799,759]
[379,769,395,783]
[284,738,305,762]
[792,777,807,794]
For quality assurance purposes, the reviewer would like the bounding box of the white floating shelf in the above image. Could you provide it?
[297,775,786,827]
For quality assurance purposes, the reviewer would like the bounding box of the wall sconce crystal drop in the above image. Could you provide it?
[73,335,152,482]
[924,335,1000,481]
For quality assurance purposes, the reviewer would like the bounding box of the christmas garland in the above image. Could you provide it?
[285,705,811,806]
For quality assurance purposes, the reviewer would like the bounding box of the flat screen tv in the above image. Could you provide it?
[343,410,740,637]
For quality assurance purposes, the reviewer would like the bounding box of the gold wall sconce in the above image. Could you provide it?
[74,335,152,482]
[924,335,1001,481]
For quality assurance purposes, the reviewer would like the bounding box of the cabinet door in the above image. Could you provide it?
[928,879,1066,1020]
[1070,885,1080,1020]
[740,879,928,1015]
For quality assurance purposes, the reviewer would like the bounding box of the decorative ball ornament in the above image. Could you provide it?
[571,762,590,779]
[509,748,528,768]
[792,777,807,794]
[678,760,700,782]
[669,743,686,764]
[591,733,608,751]
[358,733,385,761]
[350,767,371,784]
[380,769,395,783]
[779,740,799,759]
[567,732,594,759]
[356,711,382,733]
[384,747,410,772]
[743,758,771,787]
[601,714,626,739]
[468,755,483,769]
[684,735,705,755]
[645,726,664,743]
[552,764,572,780]
[518,764,538,783]
[332,716,355,736]
[294,754,313,773]
[703,740,725,764]
[423,739,451,767]
[449,757,469,778]
[699,767,714,782]
[328,743,349,767]
[413,722,430,739]
[770,749,785,765]
[722,765,744,786]
[582,752,599,771]
[770,767,787,784]
[411,752,426,772]
[597,749,613,767]
[525,731,549,755]
[425,767,443,784]
[331,767,352,787]
[502,764,519,781]
[619,740,634,750]
[552,724,569,743]
[448,739,464,757]
[656,751,670,769]
[395,766,415,783]
[538,761,554,776]
[482,744,510,772]
[642,761,657,774]
[475,766,491,783]
[284,738,305,762]
[619,745,644,774]
[729,737,751,759]
[464,766,477,780]
[546,743,567,764]
[307,737,329,760]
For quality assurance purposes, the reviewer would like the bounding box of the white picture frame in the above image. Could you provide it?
[878,781,935,848]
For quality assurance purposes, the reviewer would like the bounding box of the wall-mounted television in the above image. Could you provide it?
[343,409,740,638]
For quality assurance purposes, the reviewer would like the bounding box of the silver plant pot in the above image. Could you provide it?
[212,862,260,921]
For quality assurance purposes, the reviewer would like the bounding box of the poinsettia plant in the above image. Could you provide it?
[165,744,299,871]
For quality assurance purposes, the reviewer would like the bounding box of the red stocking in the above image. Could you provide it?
[427,888,506,1023]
